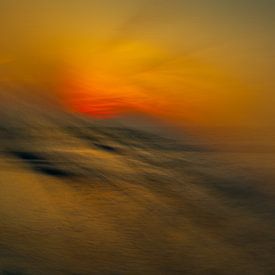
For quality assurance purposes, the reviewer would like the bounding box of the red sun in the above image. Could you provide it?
[66,94,127,118]
[58,71,130,118]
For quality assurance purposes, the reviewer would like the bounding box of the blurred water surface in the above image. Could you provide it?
[0,107,275,275]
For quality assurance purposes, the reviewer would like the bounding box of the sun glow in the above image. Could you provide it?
[0,1,273,128]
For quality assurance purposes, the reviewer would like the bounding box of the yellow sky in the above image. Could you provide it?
[0,0,274,127]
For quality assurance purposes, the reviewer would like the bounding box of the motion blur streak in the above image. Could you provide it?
[0,1,275,274]
[0,0,274,127]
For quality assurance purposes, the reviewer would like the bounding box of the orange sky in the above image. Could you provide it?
[0,0,274,128]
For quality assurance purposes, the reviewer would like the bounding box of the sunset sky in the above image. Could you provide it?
[0,0,274,127]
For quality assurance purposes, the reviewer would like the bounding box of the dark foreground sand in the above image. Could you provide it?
[0,120,275,275]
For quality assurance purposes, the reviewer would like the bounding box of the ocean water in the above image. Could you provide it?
[0,113,275,274]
